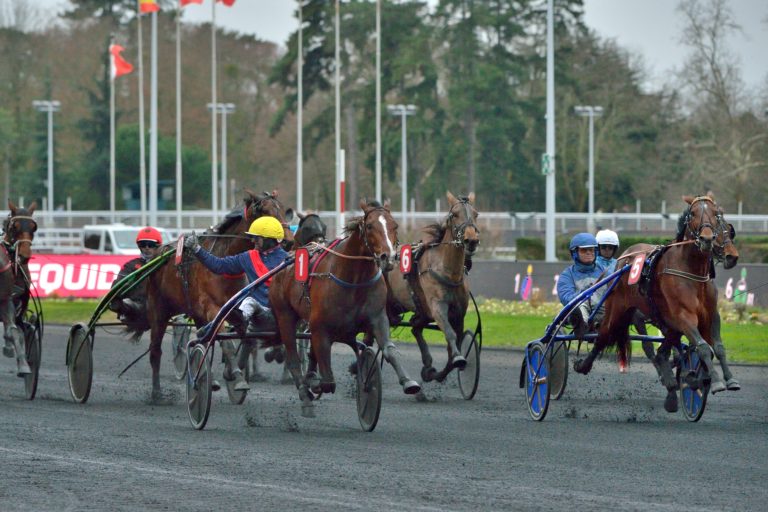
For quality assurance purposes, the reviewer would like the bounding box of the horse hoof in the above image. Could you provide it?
[573,359,590,375]
[664,392,678,413]
[301,403,316,418]
[452,355,467,370]
[710,379,727,394]
[421,366,437,382]
[274,347,286,364]
[211,380,221,392]
[726,378,741,391]
[402,380,421,395]
[320,381,336,394]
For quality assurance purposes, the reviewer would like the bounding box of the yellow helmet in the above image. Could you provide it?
[245,216,284,241]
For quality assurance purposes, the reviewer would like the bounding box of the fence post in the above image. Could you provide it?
[738,201,743,232]
[636,199,641,231]
[661,200,666,231]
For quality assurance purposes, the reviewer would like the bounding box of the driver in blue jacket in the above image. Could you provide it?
[557,233,605,337]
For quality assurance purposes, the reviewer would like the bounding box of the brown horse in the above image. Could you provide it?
[385,192,480,383]
[574,193,732,412]
[269,199,420,417]
[145,190,293,400]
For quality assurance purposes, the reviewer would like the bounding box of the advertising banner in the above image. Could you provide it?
[28,255,133,298]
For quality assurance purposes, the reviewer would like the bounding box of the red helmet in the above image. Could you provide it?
[136,226,162,244]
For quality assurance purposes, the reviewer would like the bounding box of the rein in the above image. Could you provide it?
[305,241,374,261]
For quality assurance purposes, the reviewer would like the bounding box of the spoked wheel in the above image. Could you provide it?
[171,317,193,380]
[66,323,93,404]
[677,345,709,422]
[549,338,569,400]
[524,342,550,421]
[226,340,250,405]
[187,344,213,430]
[457,329,480,400]
[21,320,42,401]
[356,347,382,432]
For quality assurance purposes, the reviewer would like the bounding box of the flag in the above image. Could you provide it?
[180,0,203,6]
[139,0,160,14]
[217,0,236,6]
[110,44,134,80]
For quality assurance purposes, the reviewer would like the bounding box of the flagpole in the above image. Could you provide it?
[211,0,219,221]
[137,13,147,226]
[176,8,183,230]
[109,40,116,224]
[296,0,303,213]
[148,11,159,226]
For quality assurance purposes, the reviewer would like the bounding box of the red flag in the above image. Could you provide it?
[180,0,203,6]
[217,0,236,6]
[110,44,134,80]
[139,0,160,14]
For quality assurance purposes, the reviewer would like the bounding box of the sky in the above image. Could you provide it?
[41,0,768,91]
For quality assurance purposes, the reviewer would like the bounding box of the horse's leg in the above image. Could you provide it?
[653,333,680,413]
[148,314,170,399]
[279,314,315,417]
[2,300,29,376]
[410,317,437,382]
[574,306,630,375]
[678,314,726,394]
[432,307,466,383]
[711,309,739,390]
[370,312,420,395]
[428,299,466,379]
[311,325,337,395]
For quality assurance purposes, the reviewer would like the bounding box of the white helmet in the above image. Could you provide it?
[596,229,619,246]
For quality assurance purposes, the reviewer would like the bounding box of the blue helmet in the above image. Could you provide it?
[569,232,598,264]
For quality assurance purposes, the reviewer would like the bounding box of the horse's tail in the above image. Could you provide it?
[616,320,633,370]
[122,319,149,344]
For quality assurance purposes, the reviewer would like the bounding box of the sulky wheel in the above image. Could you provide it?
[187,344,213,430]
[524,342,551,421]
[356,347,382,432]
[548,339,569,400]
[171,317,193,380]
[66,323,93,404]
[457,329,480,400]
[21,320,42,401]
[677,344,709,422]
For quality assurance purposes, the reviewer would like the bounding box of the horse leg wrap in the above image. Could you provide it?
[696,343,725,393]
[713,342,739,390]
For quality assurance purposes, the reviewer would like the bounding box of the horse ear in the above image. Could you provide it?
[271,189,279,198]
[446,191,457,205]
[468,192,475,204]
[359,198,368,211]
[27,202,37,215]
[8,199,16,213]
[682,195,694,205]
[383,198,391,211]
[243,188,256,201]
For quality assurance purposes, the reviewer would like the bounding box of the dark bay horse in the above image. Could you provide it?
[574,193,732,412]
[145,190,293,400]
[1,201,37,376]
[269,199,420,417]
[385,192,480,383]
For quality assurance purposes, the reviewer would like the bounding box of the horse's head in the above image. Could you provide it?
[244,189,295,250]
[446,191,480,256]
[295,212,327,247]
[712,202,739,269]
[359,198,398,272]
[4,200,37,261]
[680,193,722,253]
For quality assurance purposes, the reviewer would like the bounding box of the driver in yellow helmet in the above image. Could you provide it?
[185,216,288,383]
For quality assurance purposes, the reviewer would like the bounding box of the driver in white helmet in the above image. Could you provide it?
[595,229,620,272]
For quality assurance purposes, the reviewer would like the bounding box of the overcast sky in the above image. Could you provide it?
[41,0,768,91]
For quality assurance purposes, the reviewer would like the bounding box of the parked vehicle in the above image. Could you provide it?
[81,224,173,256]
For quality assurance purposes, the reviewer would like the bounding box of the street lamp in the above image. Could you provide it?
[574,105,603,233]
[207,102,236,210]
[387,104,417,230]
[32,100,61,215]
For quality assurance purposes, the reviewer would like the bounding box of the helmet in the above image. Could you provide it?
[569,233,598,252]
[595,229,619,247]
[245,216,284,241]
[136,227,162,244]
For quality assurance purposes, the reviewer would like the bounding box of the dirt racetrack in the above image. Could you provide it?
[1,324,766,511]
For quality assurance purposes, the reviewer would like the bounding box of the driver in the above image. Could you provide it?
[109,227,163,335]
[595,229,620,272]
[557,233,605,338]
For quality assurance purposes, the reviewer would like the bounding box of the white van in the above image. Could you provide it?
[82,224,173,255]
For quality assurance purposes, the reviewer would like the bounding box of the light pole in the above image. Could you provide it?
[574,105,603,233]
[387,104,417,230]
[208,102,236,211]
[32,100,61,215]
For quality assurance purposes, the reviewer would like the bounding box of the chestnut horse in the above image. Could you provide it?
[0,201,37,376]
[269,200,420,417]
[385,192,480,383]
[574,193,732,412]
[145,190,293,400]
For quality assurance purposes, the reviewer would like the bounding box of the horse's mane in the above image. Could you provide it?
[422,222,447,245]
[211,191,268,234]
[343,201,384,235]
[675,210,687,242]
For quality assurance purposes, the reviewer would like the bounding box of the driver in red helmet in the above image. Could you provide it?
[108,227,164,335]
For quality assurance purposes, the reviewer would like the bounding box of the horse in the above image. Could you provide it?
[0,201,37,376]
[269,199,420,417]
[144,190,293,400]
[574,193,732,412]
[384,191,480,383]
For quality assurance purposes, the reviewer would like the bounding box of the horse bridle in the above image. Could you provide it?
[4,215,37,250]
[359,207,397,260]
[681,196,723,252]
[245,194,290,230]
[446,198,479,246]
